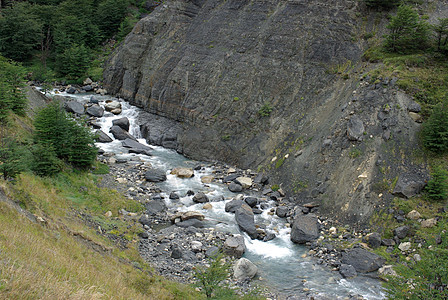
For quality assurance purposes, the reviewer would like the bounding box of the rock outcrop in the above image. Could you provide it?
[104,0,426,223]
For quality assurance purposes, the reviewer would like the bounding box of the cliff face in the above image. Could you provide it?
[103,0,425,224]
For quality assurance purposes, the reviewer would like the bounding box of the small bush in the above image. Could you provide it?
[193,252,230,298]
[258,103,273,117]
[425,165,448,201]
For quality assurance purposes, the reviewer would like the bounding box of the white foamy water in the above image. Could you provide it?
[45,89,385,299]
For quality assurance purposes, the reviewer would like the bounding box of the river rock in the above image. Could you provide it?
[347,116,364,141]
[341,248,385,273]
[290,213,319,244]
[86,104,104,117]
[111,108,122,115]
[89,95,100,104]
[223,174,239,183]
[228,182,243,193]
[105,100,121,112]
[145,200,166,215]
[64,101,85,115]
[393,225,410,239]
[82,85,93,92]
[365,232,382,249]
[66,86,77,94]
[112,117,130,131]
[110,125,137,141]
[244,197,258,208]
[339,264,357,279]
[392,173,427,199]
[201,175,214,183]
[122,138,152,155]
[181,211,205,221]
[421,218,437,228]
[233,258,258,281]
[83,78,93,85]
[175,218,204,228]
[95,130,113,143]
[222,235,246,258]
[202,203,212,210]
[192,192,209,203]
[225,199,244,213]
[235,204,257,239]
[169,192,180,200]
[144,169,167,182]
[236,177,252,188]
[171,167,194,178]
[276,206,289,218]
[407,210,421,220]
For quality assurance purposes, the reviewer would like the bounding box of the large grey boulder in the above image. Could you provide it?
[95,130,113,143]
[225,199,244,213]
[110,125,137,141]
[122,138,152,156]
[235,203,257,239]
[339,264,357,279]
[393,225,410,239]
[105,100,121,112]
[341,248,385,273]
[347,116,365,141]
[392,173,427,199]
[145,200,166,215]
[144,169,167,182]
[233,258,258,281]
[228,182,243,193]
[290,213,319,244]
[86,104,104,117]
[112,117,130,131]
[222,235,246,258]
[64,101,85,115]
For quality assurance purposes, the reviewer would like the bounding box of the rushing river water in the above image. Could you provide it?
[48,90,385,299]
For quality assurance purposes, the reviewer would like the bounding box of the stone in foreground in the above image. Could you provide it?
[341,248,385,273]
[233,258,258,281]
[290,213,319,244]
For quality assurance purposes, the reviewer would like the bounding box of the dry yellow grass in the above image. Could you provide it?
[0,174,200,300]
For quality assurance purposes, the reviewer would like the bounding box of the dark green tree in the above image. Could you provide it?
[34,102,97,169]
[96,0,128,38]
[0,2,42,61]
[0,136,30,179]
[421,102,448,153]
[425,165,448,201]
[384,5,430,54]
[433,18,448,53]
[0,56,27,122]
[31,143,62,176]
[55,44,91,79]
[66,118,97,169]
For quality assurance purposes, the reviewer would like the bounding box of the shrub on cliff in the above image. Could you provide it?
[384,5,430,54]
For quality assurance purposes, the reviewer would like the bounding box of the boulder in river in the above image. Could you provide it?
[228,182,243,193]
[339,264,357,279]
[86,104,104,117]
[110,125,137,141]
[236,176,252,188]
[64,101,85,115]
[233,258,258,281]
[341,247,385,273]
[290,213,319,244]
[144,169,167,182]
[171,167,194,178]
[112,117,130,131]
[222,235,246,258]
[122,138,152,156]
[235,203,257,239]
[105,100,121,112]
[192,192,209,203]
[225,199,244,213]
[95,130,113,143]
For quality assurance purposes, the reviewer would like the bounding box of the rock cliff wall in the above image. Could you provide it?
[103,0,426,224]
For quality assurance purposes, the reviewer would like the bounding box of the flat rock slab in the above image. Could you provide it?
[341,248,385,273]
[95,130,113,143]
[171,167,194,178]
[64,101,85,115]
[86,104,104,117]
[110,125,137,141]
[392,173,428,199]
[122,138,152,156]
[144,169,167,182]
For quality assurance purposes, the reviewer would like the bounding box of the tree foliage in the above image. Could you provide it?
[433,18,448,53]
[34,102,97,170]
[0,2,42,61]
[384,5,430,54]
[425,165,448,201]
[31,143,62,176]
[421,102,448,153]
[56,44,91,79]
[193,252,230,298]
[0,136,31,179]
[0,56,27,123]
